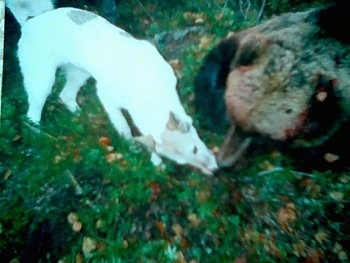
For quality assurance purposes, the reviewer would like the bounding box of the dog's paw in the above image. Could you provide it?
[151,152,165,169]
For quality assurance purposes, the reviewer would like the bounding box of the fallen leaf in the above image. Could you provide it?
[72,221,82,232]
[82,237,96,254]
[324,153,339,163]
[68,212,79,224]
[306,249,323,263]
[96,242,107,251]
[180,237,190,249]
[4,170,12,180]
[277,202,297,232]
[156,221,167,236]
[123,239,129,248]
[96,219,104,229]
[12,135,22,141]
[234,257,247,263]
[329,191,344,201]
[199,35,212,49]
[149,181,161,202]
[187,213,201,227]
[293,240,306,257]
[196,189,211,203]
[172,223,183,238]
[98,136,111,147]
[176,251,187,263]
[106,152,123,163]
[68,212,82,232]
[315,231,328,244]
[169,59,182,78]
[54,155,62,164]
[75,253,84,263]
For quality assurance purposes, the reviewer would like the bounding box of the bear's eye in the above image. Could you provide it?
[193,146,198,154]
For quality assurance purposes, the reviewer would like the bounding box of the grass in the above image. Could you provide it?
[1,1,349,262]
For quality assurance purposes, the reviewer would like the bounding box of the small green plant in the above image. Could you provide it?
[1,0,348,262]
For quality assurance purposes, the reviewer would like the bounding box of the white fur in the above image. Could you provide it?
[7,3,218,174]
[6,0,55,27]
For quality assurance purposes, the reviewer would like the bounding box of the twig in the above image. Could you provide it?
[23,121,58,141]
[66,170,102,212]
[257,0,266,22]
[66,170,84,195]
[258,167,285,176]
[258,167,314,177]
[135,0,158,27]
[220,137,252,167]
[239,0,251,19]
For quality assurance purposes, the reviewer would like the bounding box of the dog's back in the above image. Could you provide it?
[19,7,171,84]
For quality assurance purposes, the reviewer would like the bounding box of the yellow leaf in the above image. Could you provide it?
[199,36,213,50]
[329,191,344,201]
[67,212,79,224]
[277,202,297,232]
[187,213,201,227]
[315,231,328,244]
[324,153,339,163]
[72,221,82,232]
[82,237,96,254]
[172,223,183,238]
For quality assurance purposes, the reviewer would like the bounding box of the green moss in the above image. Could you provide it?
[1,1,348,262]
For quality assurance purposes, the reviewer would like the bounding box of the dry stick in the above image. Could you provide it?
[258,167,314,178]
[218,124,252,167]
[239,0,251,19]
[257,0,266,22]
[23,121,58,141]
[223,137,252,167]
[135,0,158,27]
[66,170,84,195]
[66,170,101,212]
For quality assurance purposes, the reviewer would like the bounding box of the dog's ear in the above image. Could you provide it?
[166,111,179,130]
[134,135,156,150]
[167,111,190,133]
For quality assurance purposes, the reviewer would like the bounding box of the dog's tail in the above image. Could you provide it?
[6,0,55,27]
[194,37,239,131]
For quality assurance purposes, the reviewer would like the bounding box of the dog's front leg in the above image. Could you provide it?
[107,108,133,139]
[98,95,132,138]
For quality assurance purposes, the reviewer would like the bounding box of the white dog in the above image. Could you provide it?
[6,0,218,175]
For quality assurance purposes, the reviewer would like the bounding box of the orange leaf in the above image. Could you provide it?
[98,136,111,147]
[156,221,167,236]
[277,202,297,232]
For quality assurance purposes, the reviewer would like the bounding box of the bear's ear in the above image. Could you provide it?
[166,112,190,133]
[232,33,270,68]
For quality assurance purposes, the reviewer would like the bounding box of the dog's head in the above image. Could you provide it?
[136,112,218,175]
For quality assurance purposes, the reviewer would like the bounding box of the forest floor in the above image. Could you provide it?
[1,1,349,262]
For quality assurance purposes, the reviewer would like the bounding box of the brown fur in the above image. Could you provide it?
[196,5,350,169]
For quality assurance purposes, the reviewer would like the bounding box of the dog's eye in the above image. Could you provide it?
[193,146,198,154]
